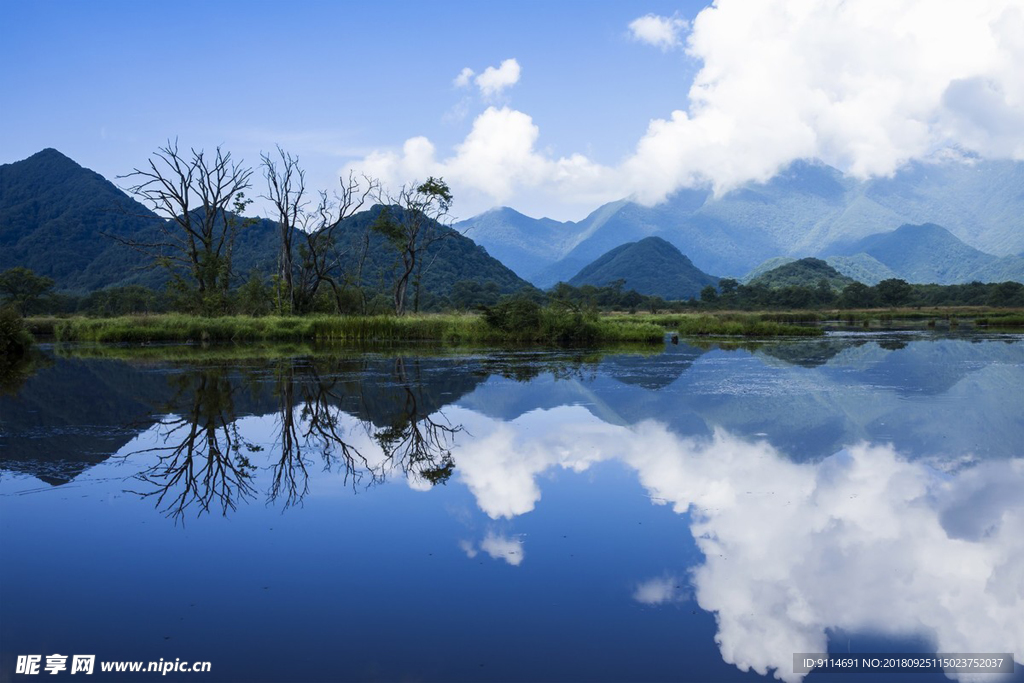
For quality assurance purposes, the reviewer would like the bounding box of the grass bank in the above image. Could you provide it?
[46,313,665,345]
[632,312,824,337]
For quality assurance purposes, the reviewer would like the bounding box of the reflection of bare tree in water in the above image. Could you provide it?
[269,362,381,509]
[124,370,260,521]
[125,355,466,520]
[373,357,462,487]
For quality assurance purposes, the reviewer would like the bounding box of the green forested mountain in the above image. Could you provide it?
[740,257,797,284]
[0,149,526,304]
[834,223,1004,284]
[0,148,162,290]
[823,254,899,285]
[567,236,718,300]
[319,206,528,307]
[750,258,857,291]
[745,253,900,286]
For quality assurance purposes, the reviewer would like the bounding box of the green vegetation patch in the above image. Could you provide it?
[50,310,665,346]
[632,312,823,337]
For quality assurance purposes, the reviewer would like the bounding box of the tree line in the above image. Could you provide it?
[698,277,1024,309]
[3,267,1023,318]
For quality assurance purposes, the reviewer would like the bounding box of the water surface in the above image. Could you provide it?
[2,333,1022,681]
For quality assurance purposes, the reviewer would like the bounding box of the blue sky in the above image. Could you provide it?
[3,1,1022,221]
[1,1,707,217]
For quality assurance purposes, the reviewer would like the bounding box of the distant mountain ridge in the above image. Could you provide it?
[457,157,1024,284]
[832,223,998,284]
[567,236,718,300]
[743,223,1023,286]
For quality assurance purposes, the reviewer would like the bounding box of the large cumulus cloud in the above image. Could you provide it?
[346,0,1024,217]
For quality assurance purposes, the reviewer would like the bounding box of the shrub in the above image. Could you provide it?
[0,306,34,358]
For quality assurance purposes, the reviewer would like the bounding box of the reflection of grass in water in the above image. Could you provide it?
[55,339,664,364]
[633,307,1024,333]
[44,313,665,345]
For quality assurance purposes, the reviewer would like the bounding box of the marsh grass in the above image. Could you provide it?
[50,312,665,345]
[633,313,824,337]
[974,313,1024,327]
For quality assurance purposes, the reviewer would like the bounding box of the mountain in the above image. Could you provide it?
[969,255,1024,284]
[0,148,162,290]
[460,157,1024,283]
[456,207,577,281]
[742,226,1024,286]
[823,254,899,285]
[323,206,528,303]
[749,258,857,291]
[567,236,718,300]
[741,257,797,284]
[0,149,527,302]
[834,223,1000,284]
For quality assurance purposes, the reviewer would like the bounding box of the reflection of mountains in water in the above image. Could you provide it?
[0,354,490,486]
[0,357,170,484]
[2,335,1021,488]
[460,335,1024,462]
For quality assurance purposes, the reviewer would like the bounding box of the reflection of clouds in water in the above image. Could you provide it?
[633,574,687,606]
[452,407,611,519]
[460,533,524,566]
[445,405,1024,682]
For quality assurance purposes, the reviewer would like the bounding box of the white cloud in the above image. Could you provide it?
[633,574,687,605]
[628,13,689,50]
[453,67,474,88]
[344,106,618,215]
[460,532,525,566]
[624,0,1024,202]
[347,0,1024,218]
[479,532,525,566]
[474,58,521,99]
[438,405,1024,682]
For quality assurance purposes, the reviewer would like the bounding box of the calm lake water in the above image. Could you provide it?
[2,333,1023,682]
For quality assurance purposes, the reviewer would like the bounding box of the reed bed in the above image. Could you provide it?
[50,313,665,345]
[633,313,824,337]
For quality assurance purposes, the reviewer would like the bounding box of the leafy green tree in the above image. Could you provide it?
[621,289,644,313]
[0,305,34,359]
[875,278,913,307]
[0,267,55,314]
[237,269,273,316]
[839,282,876,308]
[987,281,1024,307]
[700,284,719,304]
[372,177,454,315]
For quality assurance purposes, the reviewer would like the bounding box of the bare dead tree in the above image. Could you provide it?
[120,371,259,523]
[269,361,387,506]
[114,140,254,315]
[261,148,378,315]
[260,146,305,315]
[294,172,377,313]
[370,177,454,315]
